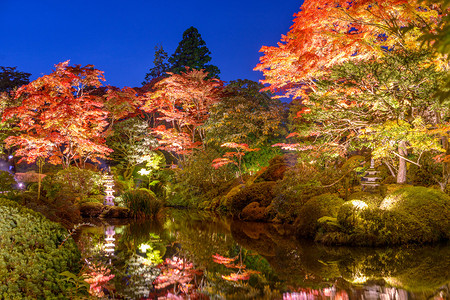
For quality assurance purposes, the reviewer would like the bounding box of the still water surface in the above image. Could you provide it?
[77,209,450,299]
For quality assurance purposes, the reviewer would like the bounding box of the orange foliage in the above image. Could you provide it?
[255,0,442,99]
[2,61,112,167]
[142,68,223,155]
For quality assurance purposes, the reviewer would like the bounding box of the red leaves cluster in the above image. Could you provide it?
[211,143,260,170]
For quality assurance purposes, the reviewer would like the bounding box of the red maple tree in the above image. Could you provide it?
[142,68,223,157]
[2,61,112,167]
[255,0,444,100]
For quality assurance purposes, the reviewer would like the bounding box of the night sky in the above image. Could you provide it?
[0,0,302,88]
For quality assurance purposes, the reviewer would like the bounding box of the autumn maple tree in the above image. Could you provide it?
[142,68,223,158]
[255,0,445,99]
[2,61,112,167]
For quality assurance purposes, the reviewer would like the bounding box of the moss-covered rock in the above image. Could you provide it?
[230,182,276,216]
[80,202,104,217]
[100,206,130,218]
[380,186,450,239]
[294,193,344,238]
[241,202,267,221]
[0,198,81,299]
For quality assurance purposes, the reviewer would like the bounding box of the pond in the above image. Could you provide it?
[77,208,450,299]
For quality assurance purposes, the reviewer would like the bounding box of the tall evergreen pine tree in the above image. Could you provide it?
[168,27,220,78]
[143,45,170,85]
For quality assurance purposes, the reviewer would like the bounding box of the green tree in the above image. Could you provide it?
[107,116,158,180]
[205,79,286,148]
[168,26,220,78]
[0,66,31,93]
[143,44,170,85]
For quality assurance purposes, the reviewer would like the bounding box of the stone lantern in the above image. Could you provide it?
[103,173,115,206]
[361,159,382,192]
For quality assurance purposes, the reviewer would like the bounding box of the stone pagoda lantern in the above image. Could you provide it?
[361,159,382,192]
[103,173,115,206]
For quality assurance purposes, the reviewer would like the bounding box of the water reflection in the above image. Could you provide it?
[78,209,450,299]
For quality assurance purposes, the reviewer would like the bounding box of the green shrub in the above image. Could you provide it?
[41,167,102,202]
[0,171,16,193]
[230,181,276,216]
[317,204,441,246]
[295,193,344,237]
[0,199,81,299]
[272,162,340,222]
[254,153,298,183]
[123,189,162,219]
[380,186,450,239]
[337,200,370,233]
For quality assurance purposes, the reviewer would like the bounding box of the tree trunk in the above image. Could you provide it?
[397,141,407,184]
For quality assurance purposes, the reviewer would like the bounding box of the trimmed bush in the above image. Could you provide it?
[41,167,102,202]
[294,193,344,237]
[254,154,298,183]
[380,186,450,239]
[337,200,369,233]
[123,189,162,219]
[0,198,81,299]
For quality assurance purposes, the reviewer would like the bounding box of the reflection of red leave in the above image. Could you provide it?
[221,270,260,282]
[212,254,238,265]
[152,257,204,297]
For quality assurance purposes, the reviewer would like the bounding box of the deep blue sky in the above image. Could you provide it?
[0,0,302,88]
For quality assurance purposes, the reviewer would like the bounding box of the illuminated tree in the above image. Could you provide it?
[142,68,223,158]
[2,61,112,167]
[255,0,445,100]
[204,79,286,148]
[107,116,159,180]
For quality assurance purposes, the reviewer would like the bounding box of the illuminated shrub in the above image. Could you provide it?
[348,192,384,208]
[295,193,344,237]
[123,189,162,219]
[0,198,81,298]
[380,186,450,240]
[254,153,298,183]
[337,200,369,232]
[272,163,339,222]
